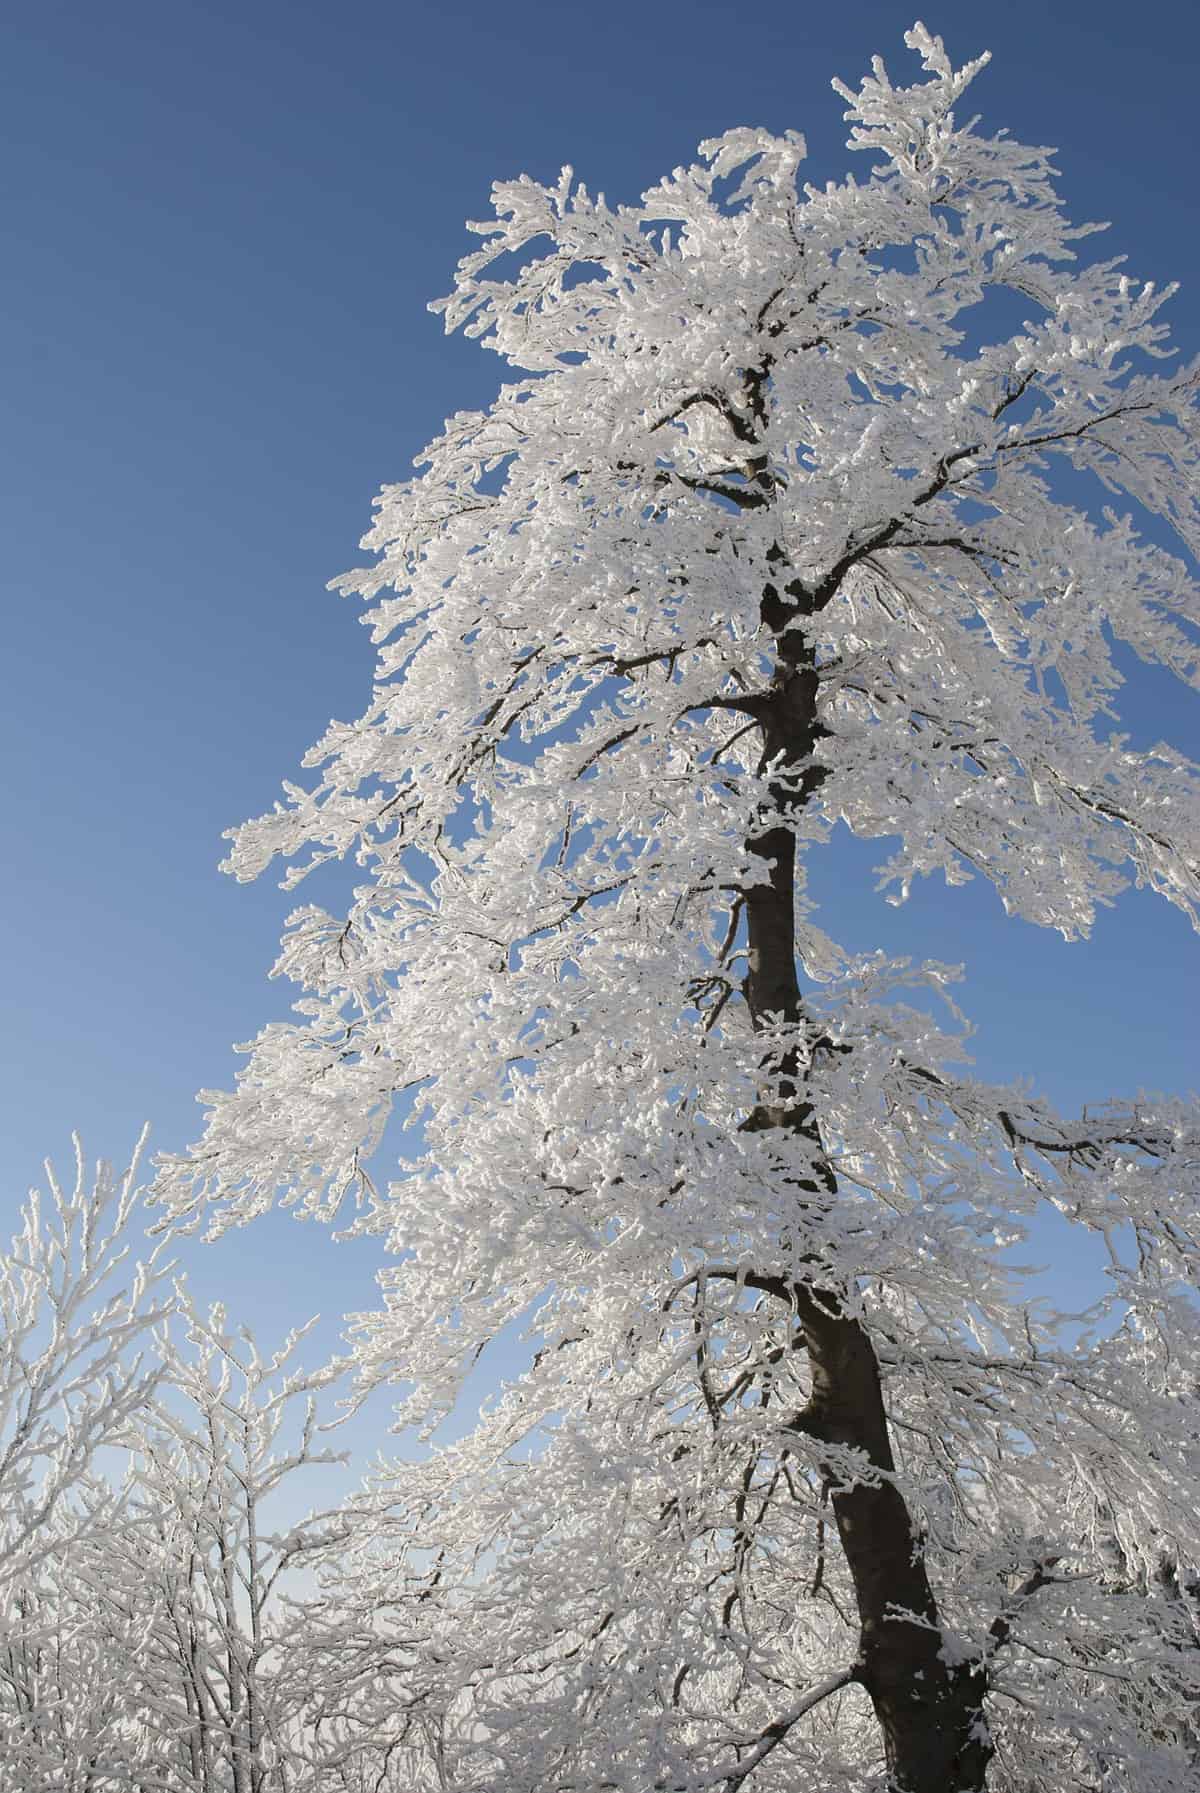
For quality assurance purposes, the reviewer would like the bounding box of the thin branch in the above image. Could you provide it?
[674,1667,857,1790]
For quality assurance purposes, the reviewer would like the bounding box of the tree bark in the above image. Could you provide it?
[740,617,993,1791]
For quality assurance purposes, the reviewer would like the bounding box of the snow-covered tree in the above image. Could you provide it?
[157,24,1200,1792]
[0,1304,351,1793]
[0,1133,172,1604]
[113,1305,349,1793]
[0,1135,173,1788]
[0,1506,163,1793]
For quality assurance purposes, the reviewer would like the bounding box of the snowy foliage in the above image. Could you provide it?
[154,24,1200,1793]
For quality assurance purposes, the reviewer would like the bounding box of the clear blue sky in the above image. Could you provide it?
[4,0,1197,1366]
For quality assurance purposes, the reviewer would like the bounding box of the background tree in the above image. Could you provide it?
[0,1506,163,1793]
[0,1301,352,1793]
[0,1133,172,1602]
[0,1135,172,1788]
[111,1305,348,1793]
[158,24,1200,1792]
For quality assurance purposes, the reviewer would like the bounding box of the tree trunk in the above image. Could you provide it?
[741,625,993,1791]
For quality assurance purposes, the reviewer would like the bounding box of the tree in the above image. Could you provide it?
[0,1302,351,1793]
[0,1133,173,1603]
[119,1303,348,1793]
[157,24,1200,1791]
[0,1505,162,1793]
[0,1134,173,1789]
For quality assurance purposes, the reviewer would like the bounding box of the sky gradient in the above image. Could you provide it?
[4,0,1198,1408]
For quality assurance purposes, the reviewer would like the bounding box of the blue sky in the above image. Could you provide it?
[4,0,1198,1381]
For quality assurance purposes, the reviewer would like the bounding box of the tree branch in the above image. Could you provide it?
[675,1667,857,1790]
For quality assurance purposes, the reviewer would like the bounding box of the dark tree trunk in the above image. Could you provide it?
[740,615,993,1791]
